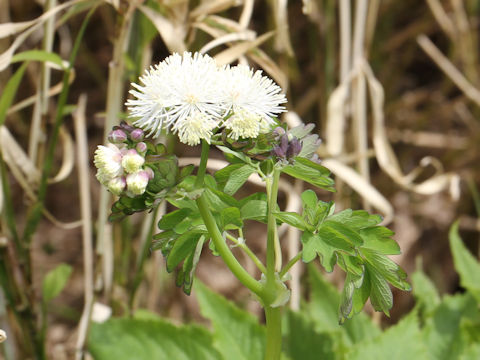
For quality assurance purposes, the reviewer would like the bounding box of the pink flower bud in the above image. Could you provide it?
[130,128,145,142]
[136,142,147,153]
[108,129,127,144]
[144,167,154,180]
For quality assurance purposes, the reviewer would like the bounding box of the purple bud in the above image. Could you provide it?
[272,134,289,158]
[286,138,302,158]
[136,141,147,153]
[108,129,127,144]
[273,127,286,138]
[119,121,135,133]
[130,128,145,142]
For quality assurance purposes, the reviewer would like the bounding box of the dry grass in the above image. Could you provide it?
[0,0,479,358]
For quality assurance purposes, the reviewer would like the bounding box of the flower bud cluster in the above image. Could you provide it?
[95,122,153,197]
[272,127,303,161]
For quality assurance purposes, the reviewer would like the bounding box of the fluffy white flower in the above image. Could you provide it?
[126,170,150,197]
[173,111,218,146]
[121,149,145,174]
[126,52,225,142]
[94,144,123,185]
[224,110,263,140]
[221,65,287,129]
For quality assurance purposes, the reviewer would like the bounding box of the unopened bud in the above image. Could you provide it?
[144,167,154,180]
[130,128,145,142]
[108,129,127,144]
[136,142,147,154]
[126,170,150,196]
[122,149,145,174]
[286,138,302,158]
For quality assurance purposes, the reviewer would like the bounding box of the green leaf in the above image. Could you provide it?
[360,226,400,255]
[217,145,252,165]
[273,211,309,231]
[423,293,480,360]
[220,207,244,230]
[320,220,364,248]
[166,230,204,272]
[301,231,337,271]
[285,311,340,360]
[158,208,192,231]
[11,50,66,68]
[300,189,318,210]
[282,157,335,192]
[240,200,268,222]
[195,281,265,360]
[88,317,222,360]
[328,209,382,230]
[306,265,380,344]
[449,221,480,302]
[176,236,205,295]
[361,249,410,291]
[366,265,393,316]
[347,312,428,360]
[215,163,244,184]
[223,165,256,195]
[0,62,28,127]
[42,264,73,303]
[411,268,440,317]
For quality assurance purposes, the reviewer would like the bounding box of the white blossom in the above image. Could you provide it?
[107,177,126,196]
[94,144,123,185]
[121,149,145,174]
[126,52,225,142]
[221,65,287,133]
[224,110,264,140]
[126,170,150,196]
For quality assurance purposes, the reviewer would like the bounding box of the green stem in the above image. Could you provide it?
[279,252,302,278]
[264,167,283,360]
[195,141,263,296]
[225,233,267,274]
[264,306,282,360]
[265,169,280,291]
[195,140,210,188]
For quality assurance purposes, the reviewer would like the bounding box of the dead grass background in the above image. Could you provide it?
[1,0,479,358]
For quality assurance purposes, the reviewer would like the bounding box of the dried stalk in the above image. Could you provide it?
[73,95,94,360]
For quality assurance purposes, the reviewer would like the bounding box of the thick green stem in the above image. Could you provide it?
[264,306,282,360]
[263,168,284,359]
[195,141,263,296]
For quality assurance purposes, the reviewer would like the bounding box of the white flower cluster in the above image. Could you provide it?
[126,52,287,146]
[94,139,153,198]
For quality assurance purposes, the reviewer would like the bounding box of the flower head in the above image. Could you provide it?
[107,177,126,196]
[121,149,145,174]
[126,170,150,197]
[221,65,287,131]
[224,110,263,140]
[126,52,225,141]
[94,144,123,185]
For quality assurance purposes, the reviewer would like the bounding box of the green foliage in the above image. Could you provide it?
[294,191,409,321]
[195,281,266,360]
[88,316,222,360]
[282,157,335,192]
[42,264,73,303]
[0,62,29,127]
[449,221,480,302]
